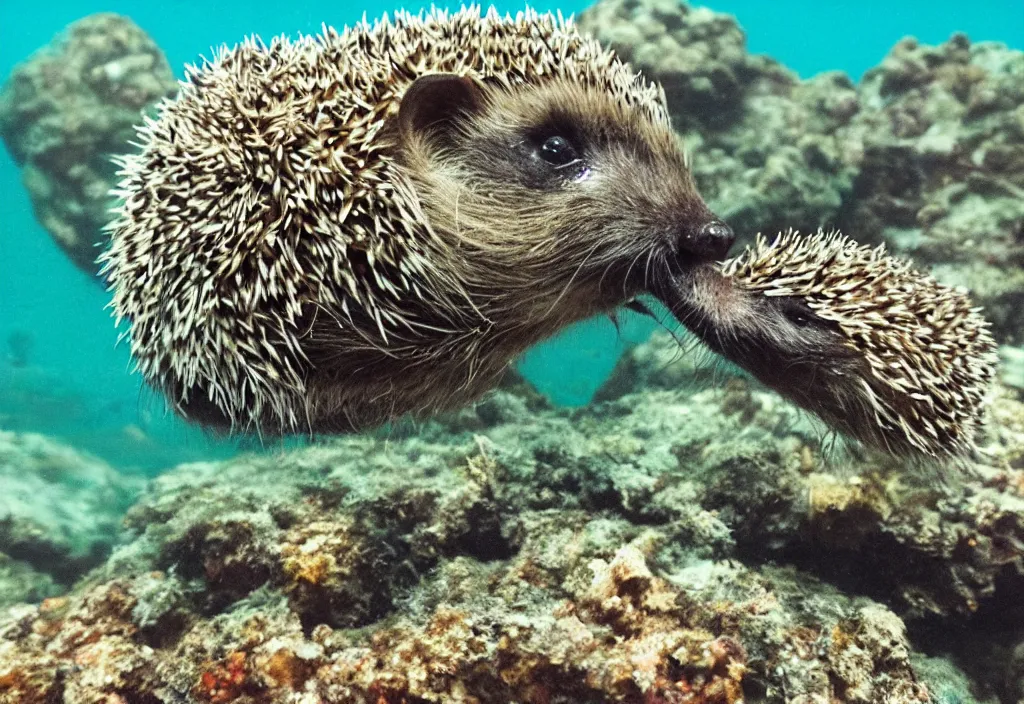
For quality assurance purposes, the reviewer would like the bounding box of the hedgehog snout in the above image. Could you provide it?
[677,218,734,262]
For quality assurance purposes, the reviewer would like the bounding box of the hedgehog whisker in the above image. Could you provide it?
[641,248,656,294]
[540,237,607,319]
[620,249,647,301]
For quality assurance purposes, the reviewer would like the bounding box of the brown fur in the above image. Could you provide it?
[663,266,881,450]
[300,78,723,433]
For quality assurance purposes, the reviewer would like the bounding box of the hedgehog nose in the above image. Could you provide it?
[698,220,734,259]
[679,219,734,261]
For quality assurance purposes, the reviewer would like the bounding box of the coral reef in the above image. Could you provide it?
[3,368,1021,701]
[601,329,1024,617]
[0,3,1022,702]
[0,430,142,607]
[0,13,176,275]
[599,328,1024,699]
[841,35,1024,343]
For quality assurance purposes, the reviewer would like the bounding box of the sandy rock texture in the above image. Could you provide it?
[0,13,176,275]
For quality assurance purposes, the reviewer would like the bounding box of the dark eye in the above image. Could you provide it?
[776,298,845,337]
[778,298,819,328]
[786,309,812,327]
[539,135,578,166]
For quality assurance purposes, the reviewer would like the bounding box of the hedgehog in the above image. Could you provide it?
[655,229,999,459]
[100,6,734,435]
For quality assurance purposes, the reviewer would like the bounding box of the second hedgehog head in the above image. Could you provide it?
[659,230,998,460]
[101,8,733,434]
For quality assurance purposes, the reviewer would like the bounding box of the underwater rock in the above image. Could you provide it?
[0,377,1005,701]
[0,430,142,598]
[578,0,752,126]
[0,555,60,610]
[578,0,861,244]
[0,13,176,276]
[0,547,932,703]
[599,330,1024,618]
[841,34,1024,344]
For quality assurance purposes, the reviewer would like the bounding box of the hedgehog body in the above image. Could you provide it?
[662,230,998,459]
[102,7,732,434]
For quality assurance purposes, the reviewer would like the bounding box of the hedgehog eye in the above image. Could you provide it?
[775,298,846,339]
[787,309,812,327]
[539,136,578,166]
[778,298,820,328]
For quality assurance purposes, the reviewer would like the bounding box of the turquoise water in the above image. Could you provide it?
[0,0,1021,470]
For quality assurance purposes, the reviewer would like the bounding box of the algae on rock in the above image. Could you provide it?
[0,430,142,608]
[1,370,1015,701]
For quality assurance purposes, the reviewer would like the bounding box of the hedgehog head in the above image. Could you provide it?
[100,7,733,435]
[396,72,732,317]
[660,229,999,459]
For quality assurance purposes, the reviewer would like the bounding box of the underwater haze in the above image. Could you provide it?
[2,0,1024,701]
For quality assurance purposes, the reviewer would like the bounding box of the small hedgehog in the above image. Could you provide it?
[657,229,998,459]
[101,7,734,434]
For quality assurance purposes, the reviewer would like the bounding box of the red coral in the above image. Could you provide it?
[196,651,249,703]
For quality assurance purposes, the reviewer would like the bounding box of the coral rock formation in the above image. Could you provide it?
[841,34,1024,343]
[601,330,1024,619]
[0,13,176,275]
[0,430,142,608]
[1,374,1011,701]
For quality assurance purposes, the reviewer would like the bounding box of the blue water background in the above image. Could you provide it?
[0,0,1021,469]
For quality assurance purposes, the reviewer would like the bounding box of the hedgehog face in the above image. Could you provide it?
[664,265,877,446]
[397,74,733,318]
[660,232,998,459]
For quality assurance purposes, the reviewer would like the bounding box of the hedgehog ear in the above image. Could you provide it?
[398,74,485,144]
